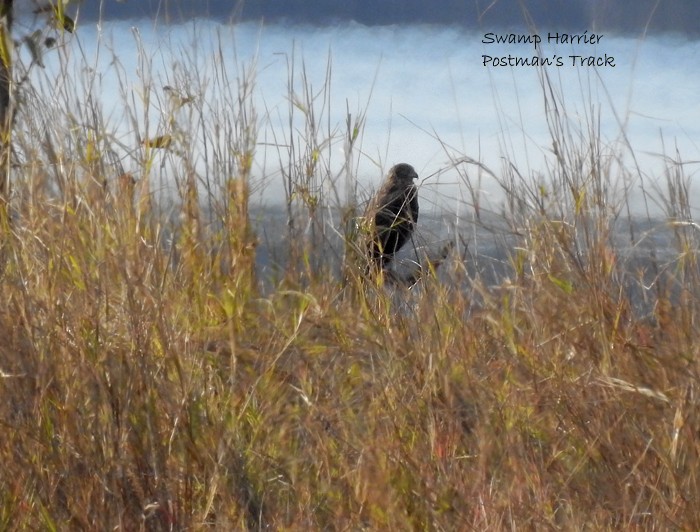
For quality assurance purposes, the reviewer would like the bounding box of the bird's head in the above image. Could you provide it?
[390,163,418,184]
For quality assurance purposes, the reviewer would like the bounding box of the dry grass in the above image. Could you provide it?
[0,21,699,531]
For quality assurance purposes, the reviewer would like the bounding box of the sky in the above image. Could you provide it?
[14,2,700,221]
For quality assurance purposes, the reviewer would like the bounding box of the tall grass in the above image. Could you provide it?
[0,20,699,531]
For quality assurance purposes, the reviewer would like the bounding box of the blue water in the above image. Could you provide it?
[26,21,699,218]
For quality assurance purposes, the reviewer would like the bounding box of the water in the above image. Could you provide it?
[26,20,700,214]
[18,18,700,301]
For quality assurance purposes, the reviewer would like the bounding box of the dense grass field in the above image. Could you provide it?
[1,21,699,530]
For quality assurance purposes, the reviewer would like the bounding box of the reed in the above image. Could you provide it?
[0,18,698,531]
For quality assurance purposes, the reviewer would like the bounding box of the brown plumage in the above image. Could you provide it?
[367,163,419,270]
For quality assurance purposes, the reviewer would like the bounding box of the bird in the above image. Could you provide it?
[366,163,419,271]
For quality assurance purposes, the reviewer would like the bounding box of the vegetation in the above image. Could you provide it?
[0,17,699,531]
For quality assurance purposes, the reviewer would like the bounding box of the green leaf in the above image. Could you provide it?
[548,273,573,294]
